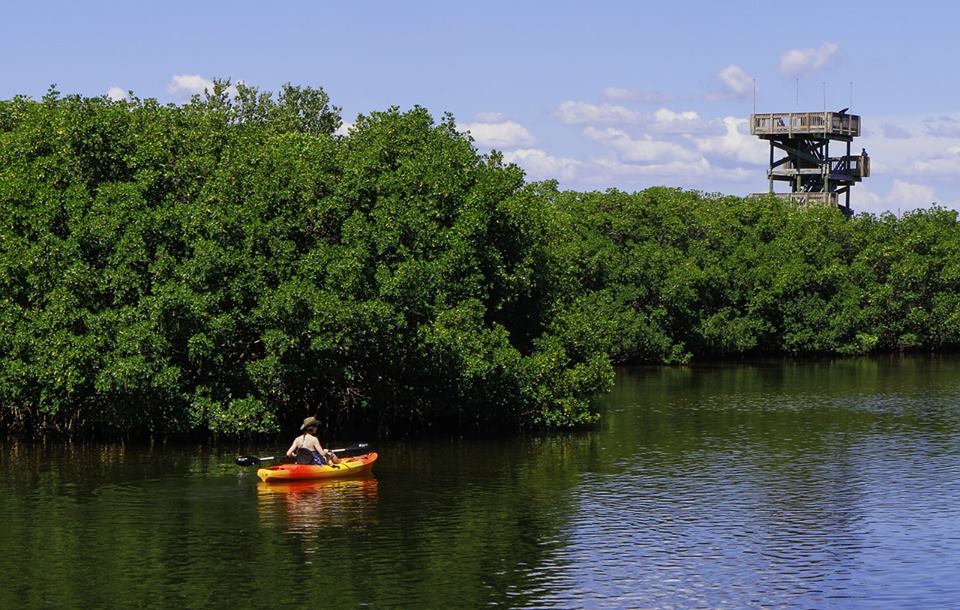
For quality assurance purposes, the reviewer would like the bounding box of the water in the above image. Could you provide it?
[3,356,960,608]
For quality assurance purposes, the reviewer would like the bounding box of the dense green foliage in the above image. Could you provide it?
[2,84,960,436]
[547,188,960,363]
[0,84,610,436]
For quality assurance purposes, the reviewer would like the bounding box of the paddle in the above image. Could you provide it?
[235,442,371,467]
[234,455,276,467]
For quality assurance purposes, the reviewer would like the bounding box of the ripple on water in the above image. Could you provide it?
[6,358,960,609]
[520,424,960,609]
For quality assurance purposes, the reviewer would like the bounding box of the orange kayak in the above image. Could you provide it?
[257,452,378,482]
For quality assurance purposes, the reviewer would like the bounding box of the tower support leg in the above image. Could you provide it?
[769,140,774,193]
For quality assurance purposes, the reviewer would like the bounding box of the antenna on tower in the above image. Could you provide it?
[849,81,854,112]
[822,81,826,113]
[795,78,799,107]
[753,78,757,114]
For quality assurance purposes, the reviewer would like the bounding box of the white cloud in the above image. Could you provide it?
[584,127,700,163]
[859,113,960,174]
[585,157,754,185]
[555,100,714,133]
[106,86,127,101]
[167,74,215,96]
[503,148,581,181]
[334,121,354,137]
[595,159,706,182]
[460,119,535,148]
[593,156,711,177]
[654,109,698,124]
[857,180,939,215]
[650,108,722,135]
[555,101,643,125]
[569,121,757,186]
[779,42,840,77]
[889,179,936,207]
[715,65,753,97]
[531,103,960,201]
[694,117,769,165]
[167,74,240,100]
[651,108,708,134]
[912,148,960,175]
[602,87,667,103]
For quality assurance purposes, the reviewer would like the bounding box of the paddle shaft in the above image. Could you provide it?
[235,442,370,466]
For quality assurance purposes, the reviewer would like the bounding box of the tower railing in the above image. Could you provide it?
[750,112,860,137]
[750,191,840,206]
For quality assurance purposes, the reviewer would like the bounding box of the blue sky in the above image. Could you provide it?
[3,0,959,213]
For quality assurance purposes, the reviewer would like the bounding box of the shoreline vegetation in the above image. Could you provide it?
[2,82,960,438]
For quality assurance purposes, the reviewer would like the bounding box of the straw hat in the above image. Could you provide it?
[300,416,321,430]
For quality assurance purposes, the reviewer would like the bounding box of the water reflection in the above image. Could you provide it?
[257,477,379,535]
[4,356,960,608]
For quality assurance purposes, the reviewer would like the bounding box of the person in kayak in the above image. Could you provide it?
[286,416,341,466]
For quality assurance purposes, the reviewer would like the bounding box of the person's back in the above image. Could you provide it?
[286,416,340,465]
[293,431,325,465]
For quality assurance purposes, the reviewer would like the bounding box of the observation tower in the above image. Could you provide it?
[750,111,870,213]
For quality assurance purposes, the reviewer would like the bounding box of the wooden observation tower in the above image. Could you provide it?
[751,111,870,213]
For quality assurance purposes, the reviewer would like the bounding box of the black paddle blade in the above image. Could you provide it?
[235,456,262,467]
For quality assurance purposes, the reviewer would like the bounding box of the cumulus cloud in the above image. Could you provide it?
[602,87,667,103]
[650,108,717,135]
[704,65,755,101]
[779,42,840,77]
[567,119,761,186]
[460,118,535,148]
[555,101,643,125]
[889,179,936,207]
[912,147,960,175]
[334,121,354,137]
[654,109,699,123]
[584,127,700,163]
[694,117,768,165]
[502,148,581,181]
[857,180,939,215]
[587,157,753,184]
[715,65,753,97]
[167,74,215,96]
[554,100,714,135]
[106,86,127,101]
[167,74,240,100]
[591,156,712,178]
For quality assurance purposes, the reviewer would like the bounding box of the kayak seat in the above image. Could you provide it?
[295,447,326,465]
[295,448,312,464]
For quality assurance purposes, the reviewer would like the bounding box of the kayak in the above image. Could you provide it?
[257,452,378,482]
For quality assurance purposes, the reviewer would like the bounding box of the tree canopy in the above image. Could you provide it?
[0,83,611,436]
[2,83,959,437]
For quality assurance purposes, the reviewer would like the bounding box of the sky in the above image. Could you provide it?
[3,0,959,214]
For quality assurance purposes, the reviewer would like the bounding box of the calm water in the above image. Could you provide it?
[4,356,960,608]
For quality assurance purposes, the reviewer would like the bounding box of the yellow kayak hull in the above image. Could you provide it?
[257,452,378,482]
